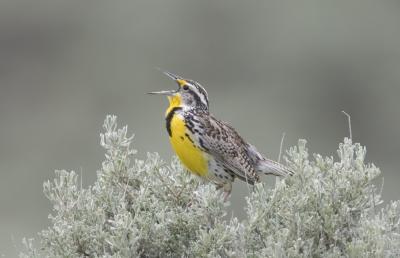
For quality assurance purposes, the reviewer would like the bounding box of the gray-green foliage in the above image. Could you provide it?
[21,115,400,257]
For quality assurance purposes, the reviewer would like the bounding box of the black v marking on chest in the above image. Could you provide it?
[165,107,183,137]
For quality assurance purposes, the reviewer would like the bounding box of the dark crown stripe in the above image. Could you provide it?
[187,80,209,106]
[195,85,208,105]
[186,89,208,111]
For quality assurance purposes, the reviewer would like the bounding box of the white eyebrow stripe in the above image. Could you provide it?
[186,80,209,108]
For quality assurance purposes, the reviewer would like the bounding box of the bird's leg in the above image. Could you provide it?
[223,183,232,202]
[215,182,232,202]
[222,190,231,202]
[222,182,232,202]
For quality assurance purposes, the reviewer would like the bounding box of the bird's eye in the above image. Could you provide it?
[182,85,189,90]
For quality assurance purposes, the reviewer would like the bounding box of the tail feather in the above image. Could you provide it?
[256,158,294,177]
[246,143,294,177]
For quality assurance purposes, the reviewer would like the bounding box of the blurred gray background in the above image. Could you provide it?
[1,0,400,256]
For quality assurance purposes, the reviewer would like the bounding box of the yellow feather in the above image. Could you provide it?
[165,94,208,177]
[165,94,181,116]
[169,115,208,177]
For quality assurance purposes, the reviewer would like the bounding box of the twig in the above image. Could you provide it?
[276,132,286,185]
[176,180,189,199]
[254,228,267,248]
[154,166,179,200]
[278,132,286,163]
[379,177,385,198]
[341,111,352,140]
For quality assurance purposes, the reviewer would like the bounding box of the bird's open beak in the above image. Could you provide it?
[161,70,181,81]
[147,70,187,95]
[147,89,177,96]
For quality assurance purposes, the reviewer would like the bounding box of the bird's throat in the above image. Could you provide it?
[165,94,182,116]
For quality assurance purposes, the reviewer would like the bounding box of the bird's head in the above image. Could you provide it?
[148,71,209,112]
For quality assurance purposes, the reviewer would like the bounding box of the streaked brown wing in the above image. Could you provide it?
[196,113,259,184]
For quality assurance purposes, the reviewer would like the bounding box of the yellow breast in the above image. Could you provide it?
[169,114,208,177]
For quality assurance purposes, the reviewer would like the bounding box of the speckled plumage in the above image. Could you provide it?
[183,109,259,183]
[149,71,293,196]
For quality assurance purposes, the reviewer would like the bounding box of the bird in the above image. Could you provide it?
[148,71,293,199]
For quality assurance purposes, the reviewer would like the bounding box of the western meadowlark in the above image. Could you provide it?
[149,71,293,198]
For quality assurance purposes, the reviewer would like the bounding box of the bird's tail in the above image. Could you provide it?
[256,158,294,177]
[246,143,294,177]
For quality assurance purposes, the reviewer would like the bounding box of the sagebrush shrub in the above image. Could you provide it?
[21,116,400,257]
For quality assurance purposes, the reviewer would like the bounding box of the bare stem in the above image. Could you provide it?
[341,111,352,140]
[278,132,286,163]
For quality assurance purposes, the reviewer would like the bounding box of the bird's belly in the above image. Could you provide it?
[169,115,208,177]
